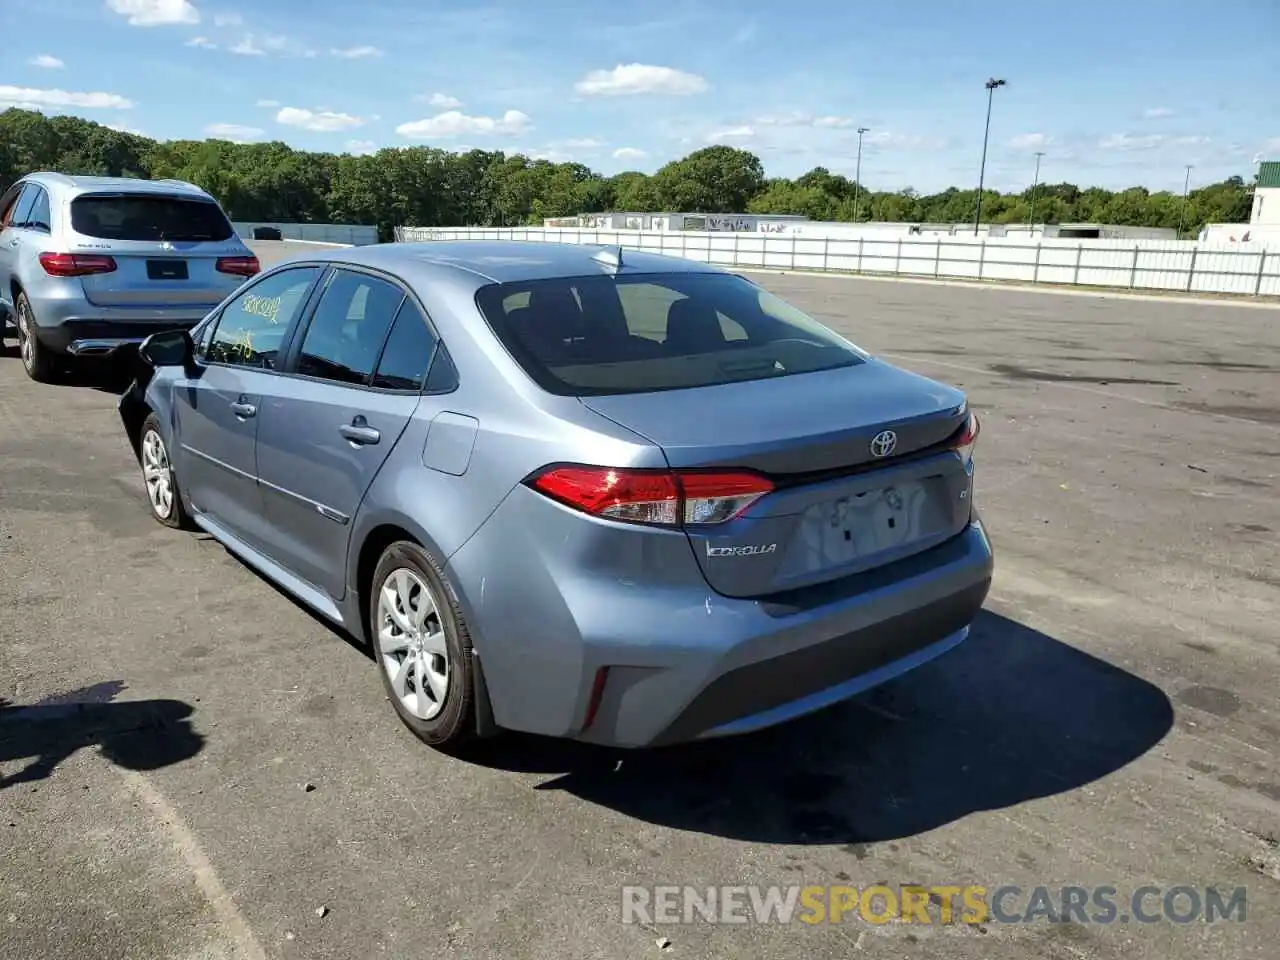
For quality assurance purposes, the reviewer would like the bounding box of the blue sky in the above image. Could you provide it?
[2,0,1278,194]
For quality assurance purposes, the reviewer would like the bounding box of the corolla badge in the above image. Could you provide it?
[706,543,778,558]
[869,430,898,458]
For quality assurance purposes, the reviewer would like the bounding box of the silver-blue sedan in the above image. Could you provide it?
[118,240,993,750]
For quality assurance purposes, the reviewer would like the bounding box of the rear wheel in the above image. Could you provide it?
[139,413,193,529]
[15,292,58,383]
[370,541,475,748]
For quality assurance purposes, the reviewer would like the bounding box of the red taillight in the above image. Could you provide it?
[952,411,980,463]
[216,255,260,277]
[38,252,116,277]
[529,465,773,527]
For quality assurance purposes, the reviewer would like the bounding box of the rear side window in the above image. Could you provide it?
[295,270,405,386]
[70,194,234,242]
[371,299,438,391]
[473,272,866,396]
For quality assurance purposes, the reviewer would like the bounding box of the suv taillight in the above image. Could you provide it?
[39,252,117,277]
[528,465,774,527]
[952,412,980,464]
[216,255,260,277]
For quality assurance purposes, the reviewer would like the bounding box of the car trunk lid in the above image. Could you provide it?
[580,361,976,598]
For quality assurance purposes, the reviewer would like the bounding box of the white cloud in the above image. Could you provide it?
[561,137,606,149]
[212,11,241,26]
[863,130,940,149]
[0,84,133,111]
[396,109,531,139]
[705,125,755,142]
[230,36,264,55]
[1009,132,1052,150]
[106,0,199,26]
[754,112,857,130]
[419,92,463,109]
[107,122,146,136]
[1143,107,1175,119]
[186,36,215,48]
[1097,132,1208,151]
[204,122,263,142]
[29,54,64,69]
[276,106,367,132]
[230,33,300,56]
[345,139,377,155]
[1261,138,1280,157]
[528,149,575,163]
[331,45,382,58]
[613,146,647,160]
[575,63,707,97]
[255,98,279,107]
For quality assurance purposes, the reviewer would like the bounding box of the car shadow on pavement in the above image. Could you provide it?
[462,610,1175,845]
[0,680,203,791]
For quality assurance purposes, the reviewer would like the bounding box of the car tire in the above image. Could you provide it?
[15,292,59,383]
[138,413,193,529]
[369,540,475,749]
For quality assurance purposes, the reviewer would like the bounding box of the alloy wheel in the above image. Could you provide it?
[376,568,450,720]
[140,428,175,519]
[16,301,34,373]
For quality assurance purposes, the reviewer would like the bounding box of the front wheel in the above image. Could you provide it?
[139,414,193,529]
[15,292,59,383]
[370,541,475,748]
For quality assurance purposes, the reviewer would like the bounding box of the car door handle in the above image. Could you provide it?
[230,400,257,418]
[339,419,381,445]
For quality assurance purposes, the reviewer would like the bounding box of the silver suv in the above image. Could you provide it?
[0,172,259,382]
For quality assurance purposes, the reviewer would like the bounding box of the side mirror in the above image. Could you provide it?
[138,329,194,368]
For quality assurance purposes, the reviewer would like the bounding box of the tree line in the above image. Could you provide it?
[0,108,1255,241]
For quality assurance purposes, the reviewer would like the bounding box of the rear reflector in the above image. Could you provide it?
[216,255,260,277]
[528,465,773,527]
[38,252,116,277]
[582,667,611,731]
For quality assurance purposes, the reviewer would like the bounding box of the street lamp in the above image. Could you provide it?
[1028,150,1045,233]
[974,77,1007,235]
[854,126,870,222]
[1176,164,1193,239]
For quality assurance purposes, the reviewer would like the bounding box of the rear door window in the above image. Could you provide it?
[474,272,866,396]
[24,187,51,232]
[70,194,234,241]
[293,270,405,386]
[5,186,37,230]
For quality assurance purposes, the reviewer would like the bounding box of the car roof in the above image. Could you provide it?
[304,240,729,286]
[19,172,215,200]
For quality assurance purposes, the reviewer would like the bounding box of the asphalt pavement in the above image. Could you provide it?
[0,241,1276,959]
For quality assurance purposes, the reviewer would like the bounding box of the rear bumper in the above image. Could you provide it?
[35,316,207,356]
[448,488,994,748]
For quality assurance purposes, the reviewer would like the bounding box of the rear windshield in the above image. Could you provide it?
[70,194,234,242]
[474,272,866,396]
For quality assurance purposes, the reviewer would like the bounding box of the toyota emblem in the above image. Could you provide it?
[869,430,898,458]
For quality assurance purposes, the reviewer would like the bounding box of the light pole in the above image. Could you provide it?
[1176,164,1193,238]
[1028,150,1044,233]
[974,77,1006,235]
[853,126,869,222]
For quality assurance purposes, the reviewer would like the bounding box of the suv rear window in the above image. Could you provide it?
[70,194,234,242]
[474,272,866,396]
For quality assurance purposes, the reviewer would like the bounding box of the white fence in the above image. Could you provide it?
[233,221,379,245]
[395,226,1280,297]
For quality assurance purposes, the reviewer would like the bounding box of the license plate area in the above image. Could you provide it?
[146,259,188,280]
[792,477,949,568]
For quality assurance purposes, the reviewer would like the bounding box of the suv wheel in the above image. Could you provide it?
[370,541,475,748]
[139,414,193,529]
[15,293,58,383]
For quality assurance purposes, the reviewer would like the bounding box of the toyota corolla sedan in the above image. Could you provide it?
[118,240,993,750]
